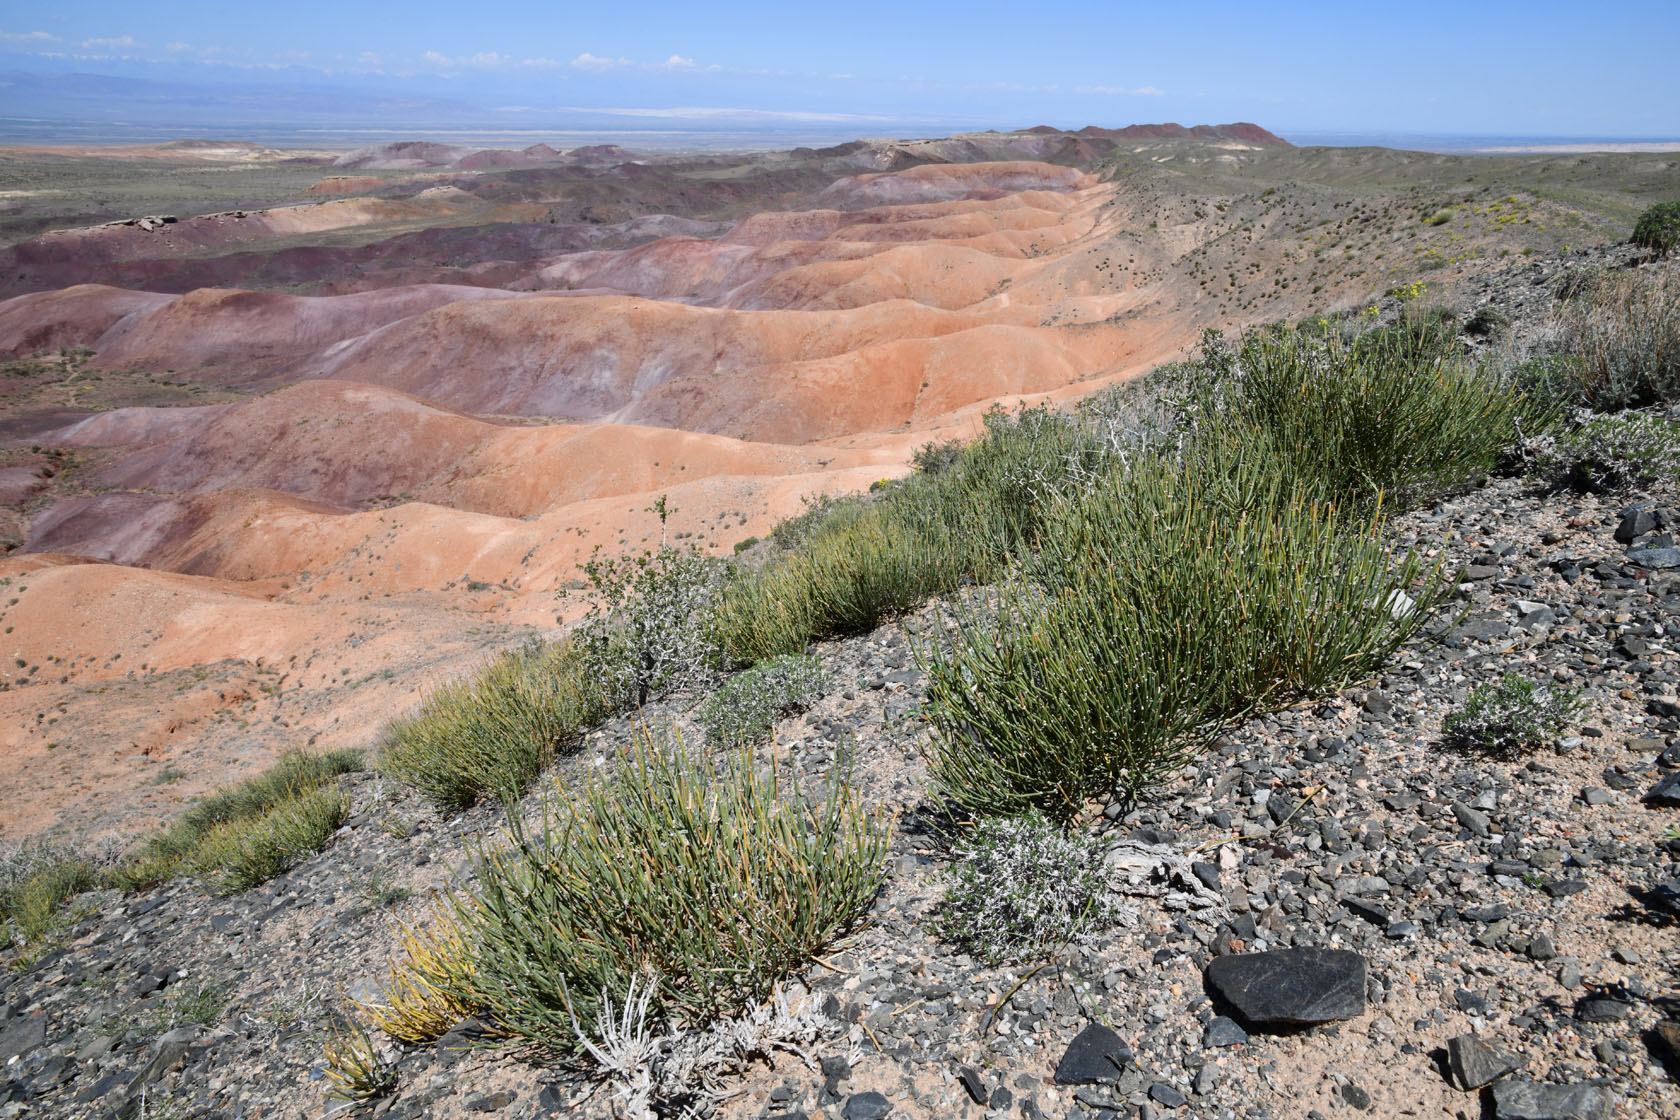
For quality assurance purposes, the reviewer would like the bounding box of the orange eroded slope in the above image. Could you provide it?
[0,156,1205,840]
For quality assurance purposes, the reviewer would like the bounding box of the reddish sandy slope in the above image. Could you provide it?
[0,155,1199,840]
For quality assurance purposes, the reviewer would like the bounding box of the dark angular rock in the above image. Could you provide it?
[1149,1082,1187,1107]
[1645,771,1680,807]
[1645,878,1680,918]
[1627,547,1680,570]
[1490,1079,1614,1120]
[1615,508,1658,543]
[956,1065,986,1105]
[436,1015,493,1064]
[1202,1015,1248,1048]
[1647,1019,1680,1073]
[1455,989,1491,1015]
[842,1090,892,1120]
[1574,996,1632,1023]
[1341,1083,1371,1109]
[1541,879,1588,899]
[1446,1033,1524,1090]
[1452,801,1491,837]
[1203,948,1366,1026]
[1342,897,1389,925]
[1463,903,1510,923]
[1054,1023,1134,1084]
[465,1090,517,1111]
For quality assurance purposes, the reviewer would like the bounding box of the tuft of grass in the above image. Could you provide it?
[323,1016,399,1104]
[110,748,363,891]
[380,638,607,811]
[0,846,101,946]
[183,785,350,895]
[1557,267,1680,409]
[439,728,889,1054]
[697,654,825,749]
[1443,674,1582,755]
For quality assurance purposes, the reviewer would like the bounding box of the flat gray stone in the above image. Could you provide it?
[1627,547,1680,569]
[1447,1033,1523,1090]
[1490,1079,1614,1120]
[0,1012,45,1063]
[1203,948,1366,1026]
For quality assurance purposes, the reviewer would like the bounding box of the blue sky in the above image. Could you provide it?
[2,1,1677,138]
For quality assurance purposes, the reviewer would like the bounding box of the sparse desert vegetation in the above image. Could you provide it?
[1,127,1678,1120]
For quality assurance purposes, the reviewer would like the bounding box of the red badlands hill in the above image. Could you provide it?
[7,122,1504,842]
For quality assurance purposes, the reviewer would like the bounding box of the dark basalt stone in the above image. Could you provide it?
[1204,948,1366,1025]
[1446,1033,1523,1090]
[1054,1023,1133,1085]
[1645,771,1680,807]
[842,1091,892,1120]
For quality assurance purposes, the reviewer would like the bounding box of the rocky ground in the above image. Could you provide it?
[3,254,1679,1120]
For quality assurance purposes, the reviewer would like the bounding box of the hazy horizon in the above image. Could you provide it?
[3,1,1677,145]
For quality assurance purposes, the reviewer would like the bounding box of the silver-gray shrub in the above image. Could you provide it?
[573,544,726,709]
[698,654,825,749]
[933,813,1120,965]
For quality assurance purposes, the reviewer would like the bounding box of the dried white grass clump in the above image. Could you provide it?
[568,971,834,1120]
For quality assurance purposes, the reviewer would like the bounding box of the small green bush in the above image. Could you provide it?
[112,748,363,889]
[1546,409,1680,493]
[0,845,101,945]
[1632,200,1680,258]
[381,639,606,811]
[1443,674,1582,754]
[184,784,350,894]
[934,813,1119,965]
[910,438,964,475]
[1187,327,1541,507]
[920,436,1449,821]
[1557,268,1680,409]
[446,729,889,1052]
[1465,305,1512,340]
[698,654,825,749]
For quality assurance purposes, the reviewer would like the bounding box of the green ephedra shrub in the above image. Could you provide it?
[441,729,889,1053]
[920,436,1450,822]
[381,639,607,811]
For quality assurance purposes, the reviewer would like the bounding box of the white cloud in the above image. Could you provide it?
[80,35,137,50]
[571,52,631,70]
[660,54,695,69]
[0,29,58,43]
[587,105,895,123]
[1076,84,1166,96]
[166,41,191,53]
